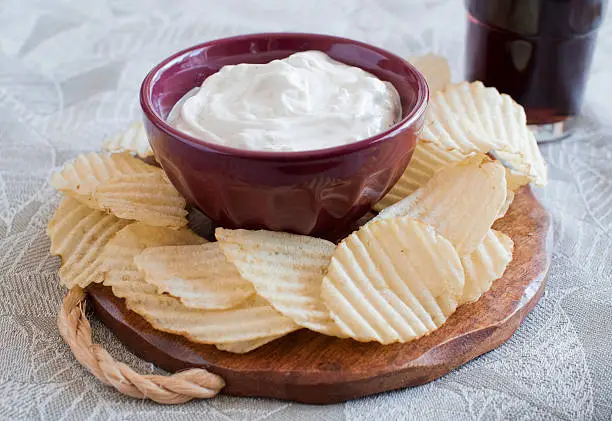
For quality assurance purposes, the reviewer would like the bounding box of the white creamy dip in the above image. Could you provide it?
[167,51,401,152]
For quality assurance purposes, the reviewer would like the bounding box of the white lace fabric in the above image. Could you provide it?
[1,1,611,420]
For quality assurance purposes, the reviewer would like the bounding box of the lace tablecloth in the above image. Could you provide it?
[1,1,611,420]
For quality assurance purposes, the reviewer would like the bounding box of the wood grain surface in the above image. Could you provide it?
[88,186,552,404]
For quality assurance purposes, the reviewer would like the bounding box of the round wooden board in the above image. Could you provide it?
[88,186,552,405]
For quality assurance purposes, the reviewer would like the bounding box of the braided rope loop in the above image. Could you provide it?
[57,288,225,404]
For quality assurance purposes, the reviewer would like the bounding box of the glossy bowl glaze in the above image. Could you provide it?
[141,33,428,237]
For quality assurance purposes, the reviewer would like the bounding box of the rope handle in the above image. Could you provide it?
[57,288,225,404]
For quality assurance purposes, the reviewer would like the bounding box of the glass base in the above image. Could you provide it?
[529,117,577,143]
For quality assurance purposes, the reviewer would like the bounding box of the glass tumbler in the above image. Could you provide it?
[465,0,608,142]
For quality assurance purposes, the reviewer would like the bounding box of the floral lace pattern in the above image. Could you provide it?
[0,0,611,419]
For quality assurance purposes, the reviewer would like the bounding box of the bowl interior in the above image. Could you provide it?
[146,33,424,127]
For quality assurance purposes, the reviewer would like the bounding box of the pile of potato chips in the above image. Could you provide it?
[47,55,546,353]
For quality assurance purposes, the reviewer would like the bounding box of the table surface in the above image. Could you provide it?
[1,1,611,420]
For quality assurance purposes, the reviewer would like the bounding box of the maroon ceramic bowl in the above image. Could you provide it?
[140,33,428,237]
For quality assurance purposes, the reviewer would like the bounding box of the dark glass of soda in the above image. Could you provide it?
[465,0,608,141]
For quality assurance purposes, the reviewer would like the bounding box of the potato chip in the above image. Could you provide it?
[496,168,530,219]
[111,279,159,298]
[50,152,156,209]
[497,189,515,219]
[99,225,298,343]
[420,81,509,152]
[216,228,344,337]
[94,170,188,228]
[215,335,284,354]
[47,197,132,288]
[100,223,206,294]
[124,292,299,344]
[494,97,547,187]
[419,81,547,186]
[321,216,464,344]
[505,167,531,192]
[408,53,452,93]
[102,121,153,158]
[460,229,513,305]
[133,243,255,310]
[375,154,507,254]
[375,140,472,211]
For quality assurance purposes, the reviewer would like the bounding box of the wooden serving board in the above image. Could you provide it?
[88,186,552,404]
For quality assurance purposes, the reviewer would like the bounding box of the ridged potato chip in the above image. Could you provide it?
[100,223,206,294]
[215,335,283,354]
[375,140,472,211]
[460,229,513,305]
[216,228,343,337]
[98,225,298,343]
[506,167,531,192]
[50,152,156,209]
[376,155,507,255]
[493,96,547,187]
[321,216,464,344]
[102,121,153,158]
[94,170,188,228]
[420,81,506,152]
[420,81,547,186]
[497,189,515,219]
[47,197,132,288]
[134,243,255,310]
[408,53,452,93]
[124,291,299,344]
[497,168,530,219]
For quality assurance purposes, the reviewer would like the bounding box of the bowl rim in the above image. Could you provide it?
[140,32,429,161]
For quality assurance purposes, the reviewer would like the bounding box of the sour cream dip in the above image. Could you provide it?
[167,51,401,152]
